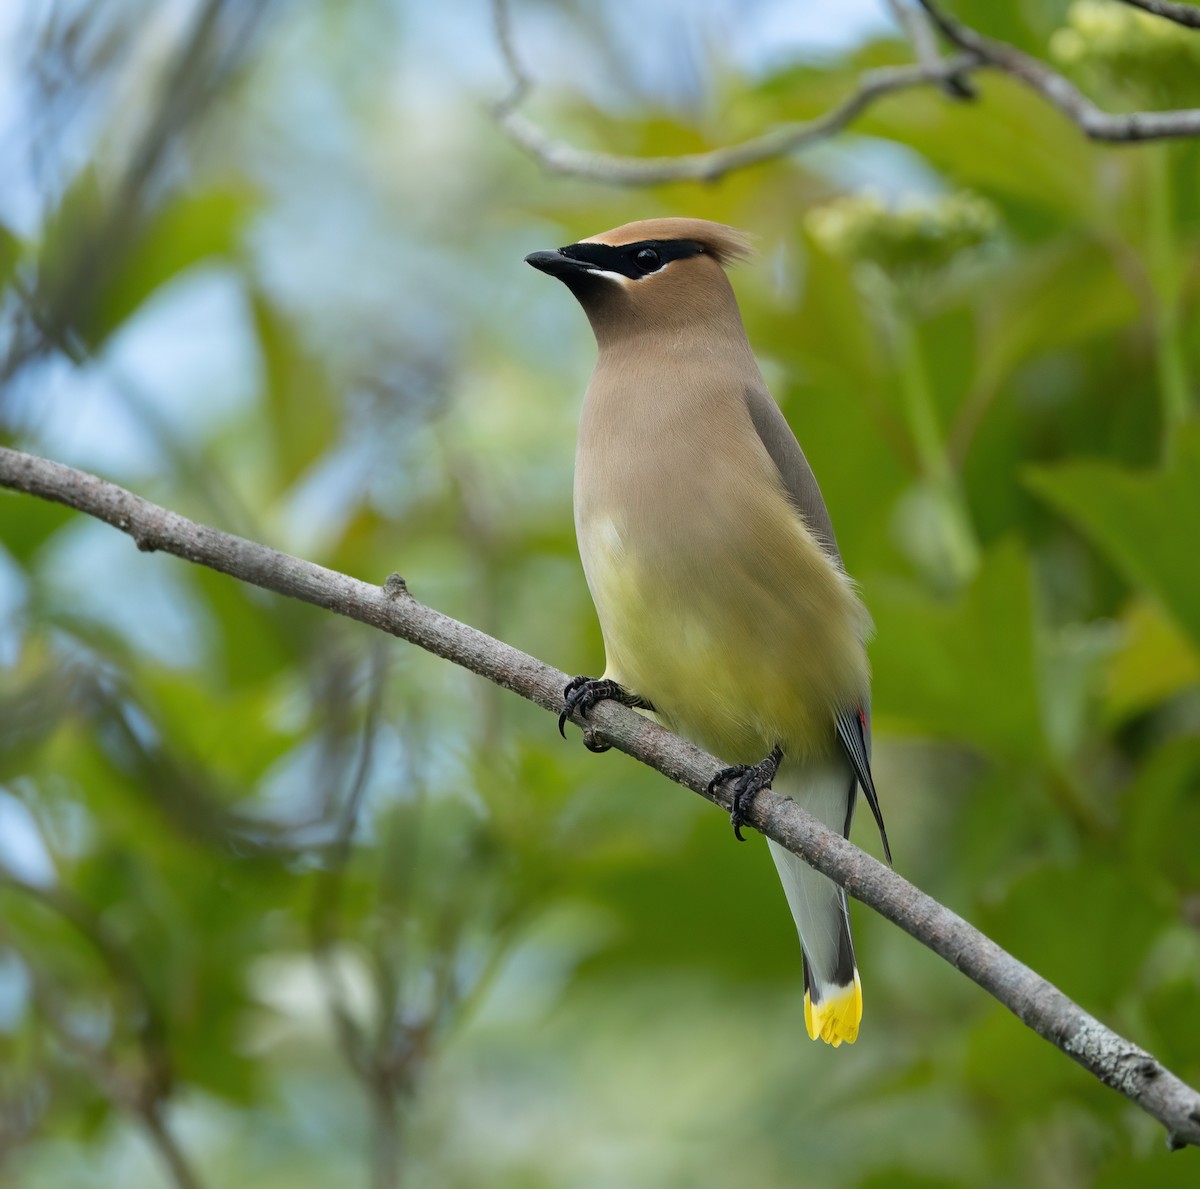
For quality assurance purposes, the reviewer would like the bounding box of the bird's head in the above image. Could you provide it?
[525,217,753,343]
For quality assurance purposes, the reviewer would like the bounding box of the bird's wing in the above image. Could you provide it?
[743,385,842,566]
[745,385,892,862]
[835,705,891,864]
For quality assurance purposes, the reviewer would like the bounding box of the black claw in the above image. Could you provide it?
[557,676,650,750]
[558,675,590,738]
[729,775,757,840]
[708,746,783,841]
[708,764,750,838]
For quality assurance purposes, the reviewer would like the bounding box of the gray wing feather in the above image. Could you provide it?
[745,386,890,858]
[743,386,842,566]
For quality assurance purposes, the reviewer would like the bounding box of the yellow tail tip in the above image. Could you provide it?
[804,973,862,1047]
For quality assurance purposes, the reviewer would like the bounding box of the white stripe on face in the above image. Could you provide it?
[583,263,674,284]
[581,267,630,283]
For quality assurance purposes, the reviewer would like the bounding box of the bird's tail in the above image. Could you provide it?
[767,760,860,1047]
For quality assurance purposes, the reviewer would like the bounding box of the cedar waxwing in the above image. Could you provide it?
[526,217,889,1047]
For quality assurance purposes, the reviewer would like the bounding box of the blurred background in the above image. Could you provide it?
[1,0,1198,1185]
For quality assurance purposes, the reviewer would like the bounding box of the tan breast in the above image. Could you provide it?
[574,352,870,763]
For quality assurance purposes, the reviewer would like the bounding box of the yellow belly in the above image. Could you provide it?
[580,510,871,765]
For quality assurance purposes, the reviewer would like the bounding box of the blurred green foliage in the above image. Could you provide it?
[0,1,1198,1186]
[1051,0,1200,106]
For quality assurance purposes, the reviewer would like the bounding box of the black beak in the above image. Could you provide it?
[524,249,593,280]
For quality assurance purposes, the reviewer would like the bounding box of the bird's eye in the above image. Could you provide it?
[633,247,662,273]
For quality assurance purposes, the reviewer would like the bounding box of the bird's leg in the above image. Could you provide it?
[558,676,655,752]
[708,745,784,842]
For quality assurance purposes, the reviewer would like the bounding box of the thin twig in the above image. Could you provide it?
[492,0,978,185]
[310,648,389,1081]
[2,444,1198,1149]
[496,57,984,185]
[490,0,1200,188]
[369,1092,401,1189]
[306,648,434,1189]
[492,0,530,114]
[0,873,204,1189]
[6,0,276,384]
[885,0,976,97]
[0,874,171,1095]
[917,0,1200,141]
[496,56,982,185]
[139,1102,205,1189]
[1115,0,1200,29]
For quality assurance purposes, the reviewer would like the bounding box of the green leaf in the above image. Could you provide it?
[1123,736,1200,892]
[1141,976,1200,1088]
[1095,1147,1200,1189]
[189,565,298,687]
[1027,427,1200,648]
[86,188,252,346]
[0,491,74,563]
[33,167,104,319]
[979,860,1165,1009]
[863,71,1105,224]
[1104,599,1200,723]
[868,540,1044,757]
[973,238,1139,390]
[0,220,21,294]
[251,293,340,486]
[963,1004,1079,1118]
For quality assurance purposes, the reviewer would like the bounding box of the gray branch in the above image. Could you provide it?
[917,0,1200,141]
[490,0,1200,187]
[1115,0,1200,29]
[885,0,977,98]
[493,39,981,184]
[2,444,1199,1150]
[0,873,203,1189]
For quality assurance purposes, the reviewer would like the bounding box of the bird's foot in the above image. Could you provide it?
[707,745,783,841]
[558,676,654,752]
